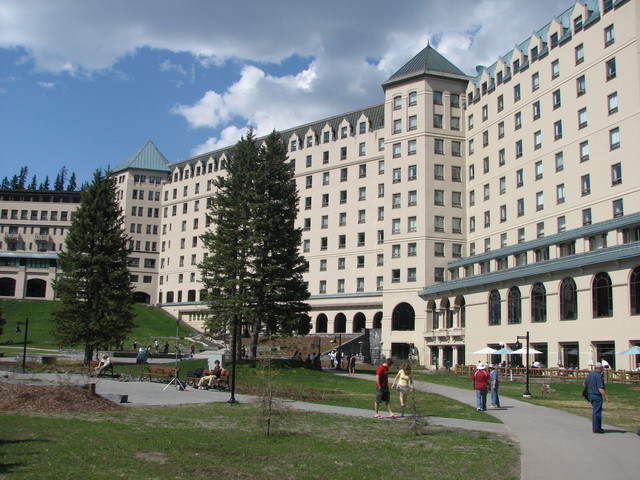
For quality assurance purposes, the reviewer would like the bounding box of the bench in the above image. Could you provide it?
[190,370,230,391]
[141,365,179,382]
[185,367,206,387]
[81,360,114,377]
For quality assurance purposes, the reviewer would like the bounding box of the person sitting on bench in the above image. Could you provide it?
[95,354,111,375]
[198,360,222,389]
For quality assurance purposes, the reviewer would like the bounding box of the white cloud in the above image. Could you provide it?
[37,81,54,88]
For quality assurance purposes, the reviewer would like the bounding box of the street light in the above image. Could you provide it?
[15,318,29,373]
[516,331,531,398]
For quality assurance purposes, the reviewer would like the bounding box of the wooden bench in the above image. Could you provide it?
[81,360,114,377]
[141,365,179,382]
[185,367,205,387]
[191,370,231,391]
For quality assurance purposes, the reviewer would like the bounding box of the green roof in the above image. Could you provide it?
[383,44,469,87]
[113,140,170,173]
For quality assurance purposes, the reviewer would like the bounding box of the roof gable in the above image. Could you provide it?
[383,44,468,88]
[113,140,170,173]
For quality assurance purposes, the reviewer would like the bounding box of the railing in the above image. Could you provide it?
[454,364,640,384]
[34,234,50,242]
[4,233,20,241]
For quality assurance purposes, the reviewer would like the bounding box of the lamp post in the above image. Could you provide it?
[516,331,531,398]
[228,313,239,404]
[15,318,29,373]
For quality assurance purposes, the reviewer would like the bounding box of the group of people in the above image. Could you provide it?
[471,363,501,411]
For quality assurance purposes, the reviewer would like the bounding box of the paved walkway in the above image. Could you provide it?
[2,369,639,479]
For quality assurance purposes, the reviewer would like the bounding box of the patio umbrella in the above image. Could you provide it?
[617,346,640,355]
[473,347,497,354]
[494,347,514,354]
[511,347,543,355]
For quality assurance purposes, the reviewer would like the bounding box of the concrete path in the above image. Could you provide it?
[2,369,639,479]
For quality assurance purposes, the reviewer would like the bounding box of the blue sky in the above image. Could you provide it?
[0,0,568,186]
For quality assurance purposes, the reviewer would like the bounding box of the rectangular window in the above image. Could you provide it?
[394,95,402,109]
[613,198,624,217]
[434,164,444,180]
[434,216,444,232]
[576,75,586,96]
[497,94,504,111]
[574,15,583,32]
[514,111,522,130]
[468,114,474,130]
[609,127,620,150]
[359,121,367,134]
[393,118,402,133]
[517,198,525,217]
[452,166,462,182]
[500,205,507,223]
[434,138,444,154]
[498,121,504,139]
[434,190,444,206]
[535,160,543,180]
[378,138,385,151]
[408,165,417,180]
[551,59,560,79]
[408,115,417,130]
[514,84,521,102]
[575,43,584,65]
[554,120,563,140]
[407,216,417,232]
[452,191,461,208]
[611,163,622,185]
[556,184,565,204]
[532,72,539,91]
[433,115,443,129]
[408,139,417,155]
[408,91,417,105]
[604,24,615,47]
[498,149,506,166]
[516,169,524,188]
[536,191,544,211]
[434,91,443,105]
[583,208,592,226]
[482,105,488,121]
[578,108,588,129]
[340,146,347,160]
[581,174,591,195]
[552,89,561,109]
[556,151,564,172]
[499,176,506,195]
[580,141,589,161]
[451,141,461,157]
[515,140,523,158]
[393,143,401,158]
[557,216,567,233]
[606,58,616,80]
[359,142,366,156]
[452,217,462,234]
[451,116,460,131]
[534,131,542,150]
[608,92,618,114]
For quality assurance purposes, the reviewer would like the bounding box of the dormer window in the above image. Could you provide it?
[551,32,559,48]
[574,15,583,32]
[513,59,520,72]
[531,46,539,61]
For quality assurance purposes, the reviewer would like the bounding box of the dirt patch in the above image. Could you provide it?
[0,380,124,413]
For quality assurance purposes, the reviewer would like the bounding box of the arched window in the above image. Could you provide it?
[392,303,415,331]
[26,279,46,298]
[316,314,328,333]
[592,272,613,317]
[489,290,501,325]
[334,313,347,333]
[373,311,383,329]
[531,283,547,322]
[0,277,16,297]
[631,267,640,316]
[353,312,366,333]
[456,296,466,328]
[508,287,521,324]
[560,278,578,320]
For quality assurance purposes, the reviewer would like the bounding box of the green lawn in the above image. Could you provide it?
[416,370,640,432]
[0,401,518,480]
[0,300,195,352]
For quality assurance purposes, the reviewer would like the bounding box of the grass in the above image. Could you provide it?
[0,300,196,353]
[0,403,519,480]
[416,370,640,432]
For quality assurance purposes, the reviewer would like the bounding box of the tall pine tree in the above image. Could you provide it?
[52,169,134,363]
[199,130,309,358]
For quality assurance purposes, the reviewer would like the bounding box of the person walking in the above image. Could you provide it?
[374,358,396,418]
[489,365,501,408]
[583,362,611,433]
[392,362,414,417]
[348,353,356,375]
[472,363,490,411]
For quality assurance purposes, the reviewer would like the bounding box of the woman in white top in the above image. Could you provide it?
[392,362,415,417]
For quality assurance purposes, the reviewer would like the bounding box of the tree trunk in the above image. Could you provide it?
[251,328,260,359]
[84,344,94,365]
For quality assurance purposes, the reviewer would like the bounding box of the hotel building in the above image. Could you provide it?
[1,0,638,369]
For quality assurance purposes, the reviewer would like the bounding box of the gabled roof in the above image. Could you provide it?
[383,44,469,88]
[113,140,170,173]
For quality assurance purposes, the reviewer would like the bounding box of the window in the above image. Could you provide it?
[393,118,402,133]
[451,141,461,157]
[393,95,402,109]
[551,59,560,79]
[322,172,330,185]
[593,272,613,317]
[531,283,547,322]
[534,131,542,150]
[322,193,329,207]
[557,216,566,234]
[468,114,474,130]
[407,216,417,232]
[434,138,444,154]
[433,114,443,129]
[535,161,543,180]
[407,243,417,257]
[434,216,444,232]
[359,142,366,156]
[452,244,462,258]
[469,216,476,232]
[408,139,417,155]
[508,287,522,324]
[536,191,544,211]
[499,177,506,194]
[482,130,489,147]
[574,15,583,32]
[338,257,346,269]
[392,219,401,234]
[555,151,564,171]
[393,168,401,184]
[554,120,562,140]
[377,206,384,221]
[483,157,490,174]
[433,268,444,283]
[578,108,588,129]
[451,116,460,131]
[338,235,346,249]
[575,43,584,64]
[489,290,501,326]
[340,190,347,204]
[576,75,586,96]
[608,92,618,114]
[532,72,539,91]
[500,205,507,223]
[498,121,504,139]
[452,166,461,182]
[498,149,506,166]
[482,105,488,121]
[391,270,401,283]
[611,163,622,185]
[451,93,459,107]
[408,165,417,180]
[340,146,347,159]
[606,58,616,80]
[321,215,329,229]
[434,91,443,105]
[579,141,589,162]
[516,169,524,188]
[408,115,417,131]
[359,164,367,178]
[582,208,592,226]
[497,94,504,111]
[631,266,640,315]
[560,278,578,320]
[408,91,417,105]
[434,164,444,180]
[515,140,523,158]
[452,191,461,208]
[378,160,385,174]
[514,111,522,130]
[613,199,624,217]
[552,89,561,109]
[581,174,591,196]
[483,183,490,200]
[514,84,521,102]
[393,143,401,158]
[452,217,462,234]
[469,164,475,179]
[556,184,565,204]
[378,138,385,151]
[359,121,367,134]
[305,175,313,189]
[517,198,525,217]
[551,32,559,48]
[604,24,615,47]
[358,187,366,201]
[434,190,444,206]
[609,127,620,150]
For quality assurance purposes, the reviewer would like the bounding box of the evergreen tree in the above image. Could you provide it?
[27,175,38,190]
[52,169,134,363]
[199,130,310,358]
[17,166,28,189]
[53,166,67,191]
[67,172,77,191]
[1,177,9,189]
[38,175,50,191]
[10,175,20,189]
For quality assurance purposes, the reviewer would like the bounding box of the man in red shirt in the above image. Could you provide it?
[374,358,397,418]
[472,363,490,411]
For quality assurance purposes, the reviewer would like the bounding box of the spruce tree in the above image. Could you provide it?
[52,169,134,363]
[27,175,38,190]
[53,166,67,191]
[67,172,77,191]
[38,175,50,191]
[199,130,309,357]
